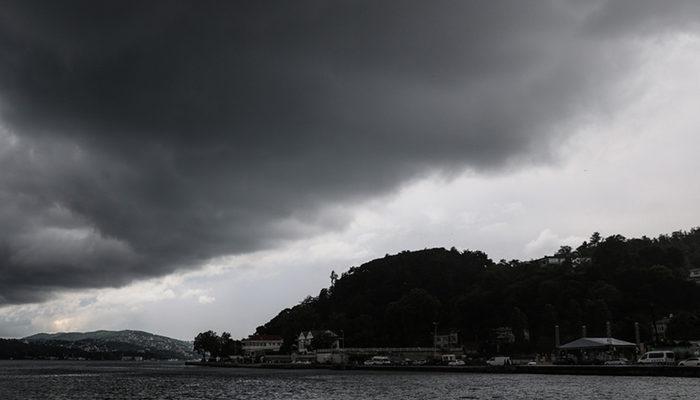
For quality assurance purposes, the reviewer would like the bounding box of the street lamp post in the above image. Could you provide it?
[339,329,346,365]
[433,322,438,358]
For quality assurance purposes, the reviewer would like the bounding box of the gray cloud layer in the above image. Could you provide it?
[1,1,699,304]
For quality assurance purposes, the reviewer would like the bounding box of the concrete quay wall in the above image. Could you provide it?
[186,361,700,377]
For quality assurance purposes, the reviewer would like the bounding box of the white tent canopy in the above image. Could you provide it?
[559,337,637,350]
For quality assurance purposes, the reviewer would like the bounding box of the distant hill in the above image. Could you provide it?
[21,330,195,359]
[255,229,700,354]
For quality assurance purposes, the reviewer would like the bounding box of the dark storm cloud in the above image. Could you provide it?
[1,1,698,304]
[582,0,700,36]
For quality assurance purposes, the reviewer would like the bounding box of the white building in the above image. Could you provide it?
[653,315,673,342]
[540,256,591,268]
[689,268,700,284]
[241,334,283,355]
[542,256,567,266]
[297,330,340,353]
[434,332,459,349]
[494,327,516,344]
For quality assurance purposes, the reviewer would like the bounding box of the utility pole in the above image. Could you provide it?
[554,325,560,349]
[339,329,346,365]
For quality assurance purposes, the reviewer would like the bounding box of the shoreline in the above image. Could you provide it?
[185,361,700,377]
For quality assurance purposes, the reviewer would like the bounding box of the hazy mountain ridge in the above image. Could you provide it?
[22,330,195,359]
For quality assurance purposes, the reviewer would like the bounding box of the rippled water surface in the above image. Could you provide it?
[1,360,698,399]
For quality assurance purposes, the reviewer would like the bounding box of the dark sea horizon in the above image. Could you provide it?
[2,360,699,399]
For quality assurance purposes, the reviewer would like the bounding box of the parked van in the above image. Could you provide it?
[637,351,675,365]
[486,356,512,366]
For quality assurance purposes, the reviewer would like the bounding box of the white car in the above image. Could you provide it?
[486,356,512,366]
[678,358,700,367]
[364,356,391,366]
[448,360,465,366]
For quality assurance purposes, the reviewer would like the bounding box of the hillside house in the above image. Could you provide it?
[494,327,516,344]
[434,332,459,349]
[689,268,700,284]
[653,315,672,342]
[297,330,340,353]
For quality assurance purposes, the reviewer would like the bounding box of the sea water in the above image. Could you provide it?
[1,360,698,399]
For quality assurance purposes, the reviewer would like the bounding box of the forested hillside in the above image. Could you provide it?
[0,330,196,360]
[256,229,700,353]
[24,330,194,358]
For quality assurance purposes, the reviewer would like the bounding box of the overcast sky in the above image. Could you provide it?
[2,1,700,340]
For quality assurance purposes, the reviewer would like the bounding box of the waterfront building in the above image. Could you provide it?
[241,334,283,355]
[434,332,459,349]
[494,327,516,344]
[297,330,340,353]
[689,268,700,284]
[653,315,672,342]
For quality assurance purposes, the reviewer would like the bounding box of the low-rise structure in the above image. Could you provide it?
[689,268,700,284]
[541,256,567,266]
[572,257,592,267]
[241,334,283,355]
[434,332,459,349]
[494,327,516,344]
[653,315,673,342]
[297,330,340,353]
[558,337,638,363]
[539,256,591,268]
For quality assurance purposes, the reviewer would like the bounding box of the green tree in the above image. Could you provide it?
[253,235,700,356]
[510,307,529,344]
[555,246,572,257]
[310,331,338,350]
[219,332,242,358]
[386,288,441,346]
[668,312,700,341]
[193,330,220,361]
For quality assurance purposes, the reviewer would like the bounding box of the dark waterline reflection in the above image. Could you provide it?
[1,360,697,399]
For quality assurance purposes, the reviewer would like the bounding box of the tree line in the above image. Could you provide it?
[193,331,242,361]
[0,339,182,360]
[252,228,700,355]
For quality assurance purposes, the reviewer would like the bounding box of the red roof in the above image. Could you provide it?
[245,334,283,341]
